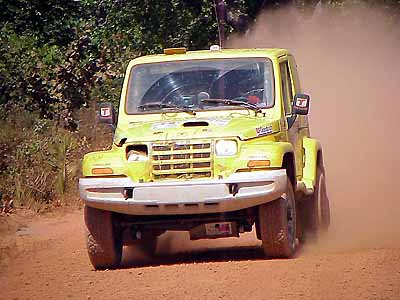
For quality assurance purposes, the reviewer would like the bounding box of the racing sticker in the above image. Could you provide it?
[256,125,273,136]
[100,107,111,117]
[295,97,308,108]
[152,121,178,130]
[209,118,230,126]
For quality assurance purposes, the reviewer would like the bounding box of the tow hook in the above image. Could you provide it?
[123,188,133,199]
[229,183,239,196]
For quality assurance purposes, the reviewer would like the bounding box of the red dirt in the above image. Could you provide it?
[1,4,400,300]
[1,210,400,300]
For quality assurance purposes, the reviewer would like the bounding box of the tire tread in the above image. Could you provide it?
[84,206,122,270]
[258,181,296,258]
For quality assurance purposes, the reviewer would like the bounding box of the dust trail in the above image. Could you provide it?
[228,4,400,250]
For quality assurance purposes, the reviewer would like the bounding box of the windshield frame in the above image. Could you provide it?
[124,57,276,115]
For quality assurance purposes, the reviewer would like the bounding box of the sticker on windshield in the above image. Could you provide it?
[256,125,273,136]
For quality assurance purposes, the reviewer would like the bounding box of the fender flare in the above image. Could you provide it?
[302,137,323,191]
[272,142,296,187]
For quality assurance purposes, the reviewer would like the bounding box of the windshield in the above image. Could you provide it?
[126,58,275,114]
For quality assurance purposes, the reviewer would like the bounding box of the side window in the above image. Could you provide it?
[279,61,294,115]
[288,56,301,93]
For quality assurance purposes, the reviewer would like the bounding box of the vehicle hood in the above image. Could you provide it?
[114,116,280,144]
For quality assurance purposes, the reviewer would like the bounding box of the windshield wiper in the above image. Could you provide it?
[200,98,262,114]
[138,103,196,115]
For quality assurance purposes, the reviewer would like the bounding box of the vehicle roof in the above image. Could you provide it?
[128,48,291,66]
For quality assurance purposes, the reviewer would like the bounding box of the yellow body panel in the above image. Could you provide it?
[302,137,322,190]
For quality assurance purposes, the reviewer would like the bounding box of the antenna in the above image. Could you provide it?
[214,0,226,48]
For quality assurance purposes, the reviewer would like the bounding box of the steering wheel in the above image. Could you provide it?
[160,85,187,104]
[240,88,264,98]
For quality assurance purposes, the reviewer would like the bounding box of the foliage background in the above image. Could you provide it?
[0,0,399,211]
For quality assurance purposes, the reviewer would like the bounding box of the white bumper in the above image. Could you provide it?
[79,170,287,215]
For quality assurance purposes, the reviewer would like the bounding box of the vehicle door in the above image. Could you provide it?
[279,57,308,180]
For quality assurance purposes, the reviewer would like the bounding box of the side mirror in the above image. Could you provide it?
[98,102,115,125]
[293,94,310,115]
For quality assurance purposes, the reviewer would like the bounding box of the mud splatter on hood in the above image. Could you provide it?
[114,116,280,144]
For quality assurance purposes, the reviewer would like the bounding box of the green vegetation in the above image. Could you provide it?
[1,0,399,211]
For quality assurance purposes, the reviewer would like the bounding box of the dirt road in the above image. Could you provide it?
[1,209,399,300]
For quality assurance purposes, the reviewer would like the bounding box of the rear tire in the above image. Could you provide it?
[303,166,331,239]
[258,180,297,258]
[84,206,122,270]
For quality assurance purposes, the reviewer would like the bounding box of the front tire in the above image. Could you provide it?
[258,180,297,258]
[84,206,122,270]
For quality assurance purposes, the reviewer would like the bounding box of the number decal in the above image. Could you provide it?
[296,98,308,108]
[100,107,111,117]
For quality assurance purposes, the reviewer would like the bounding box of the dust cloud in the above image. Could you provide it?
[228,4,400,250]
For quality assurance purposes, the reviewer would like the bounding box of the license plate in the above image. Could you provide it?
[205,222,232,236]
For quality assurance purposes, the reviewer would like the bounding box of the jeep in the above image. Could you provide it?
[79,47,330,270]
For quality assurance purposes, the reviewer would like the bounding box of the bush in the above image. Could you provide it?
[0,110,71,211]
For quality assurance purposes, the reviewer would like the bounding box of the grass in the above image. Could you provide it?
[0,105,111,213]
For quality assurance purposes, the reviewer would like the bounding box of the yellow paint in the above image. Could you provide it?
[302,137,322,190]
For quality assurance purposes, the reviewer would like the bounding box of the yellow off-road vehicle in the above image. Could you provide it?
[79,47,330,270]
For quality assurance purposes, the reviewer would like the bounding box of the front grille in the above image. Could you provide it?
[151,140,213,181]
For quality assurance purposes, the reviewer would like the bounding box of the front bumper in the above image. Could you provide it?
[79,169,287,215]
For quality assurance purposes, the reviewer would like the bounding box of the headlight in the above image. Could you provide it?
[215,140,237,156]
[127,150,148,162]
